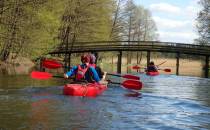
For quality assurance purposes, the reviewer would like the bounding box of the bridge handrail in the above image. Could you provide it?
[57,40,210,48]
[50,41,210,55]
[56,41,210,50]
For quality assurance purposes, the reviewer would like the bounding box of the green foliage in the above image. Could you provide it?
[24,0,68,59]
[0,0,160,61]
[0,0,68,60]
[58,0,114,45]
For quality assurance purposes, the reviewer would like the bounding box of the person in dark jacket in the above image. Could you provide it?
[146,61,158,72]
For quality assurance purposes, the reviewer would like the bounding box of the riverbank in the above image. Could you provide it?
[0,57,35,75]
[100,57,205,77]
[0,55,208,78]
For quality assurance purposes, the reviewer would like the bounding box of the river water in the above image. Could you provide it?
[0,74,210,130]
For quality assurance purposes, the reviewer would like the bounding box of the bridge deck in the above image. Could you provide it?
[49,41,210,56]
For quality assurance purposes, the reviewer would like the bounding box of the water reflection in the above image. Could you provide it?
[124,92,142,97]
[0,75,65,89]
[30,92,52,130]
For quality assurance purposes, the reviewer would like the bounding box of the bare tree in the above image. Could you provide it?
[196,0,210,45]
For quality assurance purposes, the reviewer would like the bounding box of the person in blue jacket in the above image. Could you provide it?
[64,54,100,83]
[89,54,105,80]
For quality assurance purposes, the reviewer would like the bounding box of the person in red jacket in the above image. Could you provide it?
[64,54,100,83]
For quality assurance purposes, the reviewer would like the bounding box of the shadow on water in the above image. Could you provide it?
[0,74,210,129]
[124,91,142,98]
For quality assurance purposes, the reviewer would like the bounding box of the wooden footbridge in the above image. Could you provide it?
[49,41,210,78]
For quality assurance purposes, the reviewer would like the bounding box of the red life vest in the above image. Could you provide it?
[76,65,89,80]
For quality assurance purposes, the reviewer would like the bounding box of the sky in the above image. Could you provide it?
[133,0,201,43]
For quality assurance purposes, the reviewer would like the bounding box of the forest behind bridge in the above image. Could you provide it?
[0,0,209,74]
[0,0,159,62]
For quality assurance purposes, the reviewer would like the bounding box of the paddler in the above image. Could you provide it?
[64,54,100,83]
[89,53,106,81]
[146,61,158,72]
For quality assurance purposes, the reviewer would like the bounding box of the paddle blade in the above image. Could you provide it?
[122,74,140,80]
[122,80,143,90]
[42,59,62,69]
[164,69,171,72]
[132,65,140,70]
[31,71,53,80]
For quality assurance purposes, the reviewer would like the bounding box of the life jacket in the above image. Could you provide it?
[76,64,89,81]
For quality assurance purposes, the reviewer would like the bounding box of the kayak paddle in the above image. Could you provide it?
[163,68,171,72]
[41,59,140,80]
[31,71,63,80]
[158,68,171,72]
[107,73,140,80]
[132,65,140,70]
[131,61,167,70]
[157,60,167,66]
[108,80,143,90]
[31,71,142,90]
[136,66,171,73]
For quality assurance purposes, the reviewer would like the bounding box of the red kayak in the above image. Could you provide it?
[146,71,159,76]
[63,83,107,97]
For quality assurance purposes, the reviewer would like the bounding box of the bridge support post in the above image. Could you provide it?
[40,57,45,72]
[64,53,71,72]
[68,53,71,71]
[204,55,209,78]
[117,51,122,74]
[147,51,151,67]
[176,52,180,75]
[64,54,67,73]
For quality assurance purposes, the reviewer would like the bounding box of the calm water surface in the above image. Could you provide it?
[0,74,210,130]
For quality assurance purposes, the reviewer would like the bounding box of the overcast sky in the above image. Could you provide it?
[133,0,201,43]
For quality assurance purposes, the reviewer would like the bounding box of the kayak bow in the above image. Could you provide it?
[63,82,108,97]
[146,71,160,76]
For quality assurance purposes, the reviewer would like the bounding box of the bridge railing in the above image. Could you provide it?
[57,40,210,47]
[51,41,210,55]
